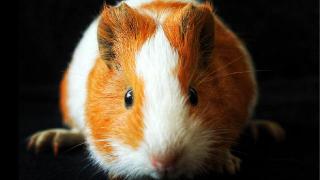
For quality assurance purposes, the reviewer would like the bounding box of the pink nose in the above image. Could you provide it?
[151,154,179,172]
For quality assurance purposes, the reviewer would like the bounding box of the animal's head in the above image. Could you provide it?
[86,1,252,179]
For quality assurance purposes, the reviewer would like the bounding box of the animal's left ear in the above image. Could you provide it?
[178,3,215,68]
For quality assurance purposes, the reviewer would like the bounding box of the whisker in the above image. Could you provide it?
[61,138,113,154]
[230,149,247,156]
[195,56,245,85]
[204,69,271,83]
[62,142,87,153]
[198,69,271,86]
[210,56,245,75]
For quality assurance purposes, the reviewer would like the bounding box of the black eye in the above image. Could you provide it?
[124,89,134,108]
[189,87,198,106]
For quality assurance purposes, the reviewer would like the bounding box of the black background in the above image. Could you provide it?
[19,0,319,179]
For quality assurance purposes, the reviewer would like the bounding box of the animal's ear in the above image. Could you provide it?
[97,3,154,70]
[179,3,215,68]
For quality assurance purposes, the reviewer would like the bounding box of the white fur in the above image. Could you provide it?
[140,9,170,24]
[123,0,197,8]
[123,0,154,7]
[135,26,186,157]
[66,17,100,130]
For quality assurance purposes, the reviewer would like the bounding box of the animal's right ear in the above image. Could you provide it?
[97,3,155,70]
[98,3,128,70]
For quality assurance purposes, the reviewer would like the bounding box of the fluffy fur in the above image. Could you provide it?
[59,0,257,179]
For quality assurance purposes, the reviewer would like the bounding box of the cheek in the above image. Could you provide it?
[189,85,217,122]
[112,79,145,149]
[86,61,145,155]
[194,86,246,149]
[86,61,127,155]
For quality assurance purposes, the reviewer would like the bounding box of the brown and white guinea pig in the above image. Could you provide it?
[28,0,285,179]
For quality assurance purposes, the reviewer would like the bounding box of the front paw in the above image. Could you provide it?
[223,151,241,174]
[27,128,84,156]
[249,120,286,142]
[215,151,241,175]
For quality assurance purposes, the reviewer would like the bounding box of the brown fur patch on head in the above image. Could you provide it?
[98,3,157,71]
[162,2,215,91]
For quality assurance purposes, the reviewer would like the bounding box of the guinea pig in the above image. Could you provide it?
[28,0,285,179]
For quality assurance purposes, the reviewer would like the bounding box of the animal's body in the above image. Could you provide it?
[28,0,284,179]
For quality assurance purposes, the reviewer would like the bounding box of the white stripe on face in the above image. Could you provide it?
[135,26,189,154]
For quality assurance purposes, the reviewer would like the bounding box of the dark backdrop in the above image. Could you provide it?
[19,0,319,179]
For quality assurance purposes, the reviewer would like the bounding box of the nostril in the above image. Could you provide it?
[151,154,179,172]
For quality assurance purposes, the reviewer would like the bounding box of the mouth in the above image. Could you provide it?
[148,162,195,180]
[150,171,180,180]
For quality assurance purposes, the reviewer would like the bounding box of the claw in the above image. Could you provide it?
[53,142,59,157]
[27,138,33,150]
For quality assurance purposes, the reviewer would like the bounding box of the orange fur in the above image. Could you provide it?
[87,58,145,153]
[86,4,157,155]
[59,70,73,127]
[163,3,214,91]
